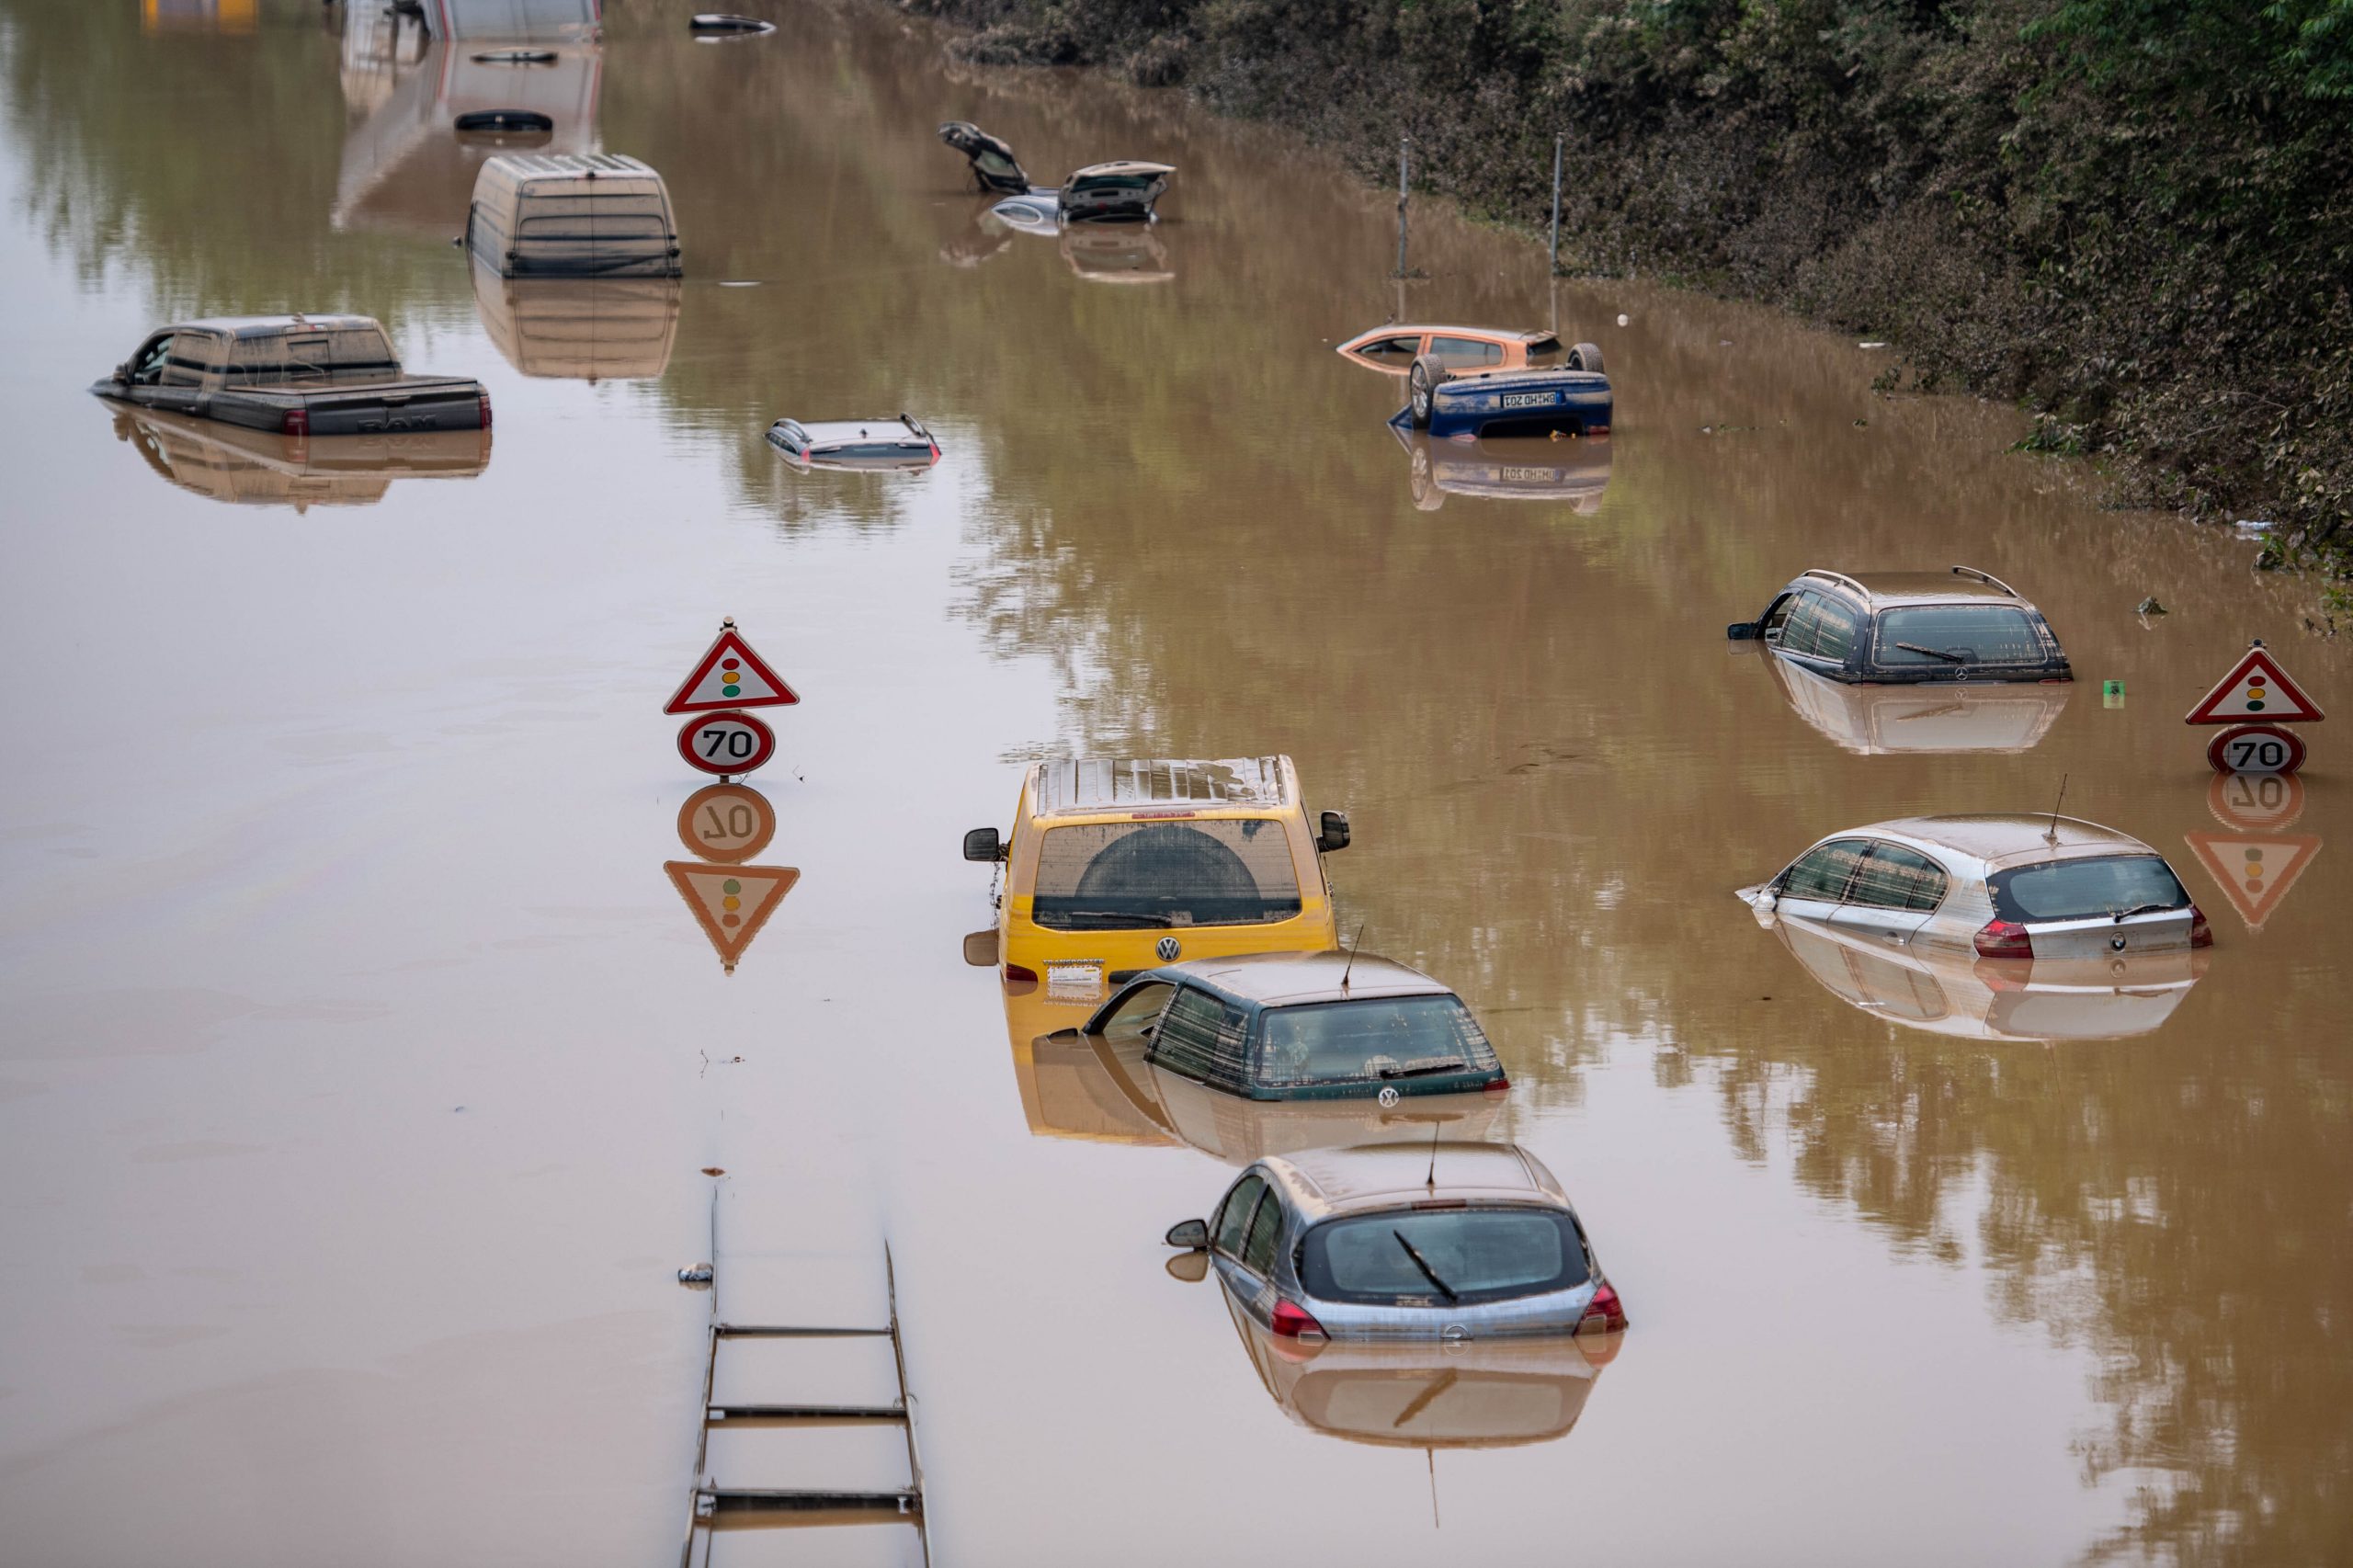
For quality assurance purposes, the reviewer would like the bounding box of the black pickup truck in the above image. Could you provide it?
[91,314,489,437]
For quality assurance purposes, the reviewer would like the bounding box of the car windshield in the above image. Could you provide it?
[1301,1208,1588,1307]
[1030,820,1302,930]
[1989,854,2190,921]
[1874,606,2045,666]
[1254,995,1501,1086]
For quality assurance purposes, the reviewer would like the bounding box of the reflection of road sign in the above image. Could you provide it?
[665,619,801,714]
[2182,831,2322,932]
[676,783,777,863]
[2184,643,2325,724]
[665,862,800,972]
[2208,771,2305,831]
[2205,722,2307,776]
[677,710,775,776]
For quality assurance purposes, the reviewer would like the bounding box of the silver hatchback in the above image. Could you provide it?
[1163,1142,1626,1342]
[1741,814,2212,960]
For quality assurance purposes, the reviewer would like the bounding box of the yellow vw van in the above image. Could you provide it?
[964,757,1349,998]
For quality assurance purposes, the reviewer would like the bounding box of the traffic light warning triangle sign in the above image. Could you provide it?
[665,862,800,972]
[665,627,800,714]
[2184,646,2325,725]
[2181,831,2322,930]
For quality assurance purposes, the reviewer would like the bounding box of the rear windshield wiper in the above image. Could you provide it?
[1377,1057,1471,1079]
[1051,909,1175,927]
[2110,902,2182,922]
[1894,642,1970,664]
[1391,1229,1458,1301]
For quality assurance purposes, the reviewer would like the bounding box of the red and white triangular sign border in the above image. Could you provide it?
[665,624,801,715]
[2181,831,2322,931]
[2184,645,2325,725]
[664,861,801,972]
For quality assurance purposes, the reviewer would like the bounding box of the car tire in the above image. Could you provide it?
[1408,355,1448,429]
[1570,341,1605,375]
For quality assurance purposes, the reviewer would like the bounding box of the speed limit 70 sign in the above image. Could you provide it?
[677,710,776,777]
[2206,722,2306,777]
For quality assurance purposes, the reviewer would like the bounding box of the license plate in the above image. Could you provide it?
[1500,466,1552,481]
[1499,391,1558,408]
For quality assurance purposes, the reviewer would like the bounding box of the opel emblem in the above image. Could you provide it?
[1441,1323,1470,1343]
[1155,936,1181,962]
[1378,1085,1401,1108]
[2109,935,2128,951]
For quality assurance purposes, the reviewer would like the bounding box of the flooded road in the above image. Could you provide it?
[2,4,2348,1565]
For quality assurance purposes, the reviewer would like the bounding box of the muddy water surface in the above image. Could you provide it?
[1,5,2347,1566]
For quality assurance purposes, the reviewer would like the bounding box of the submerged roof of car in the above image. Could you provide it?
[1856,813,2158,869]
[1158,950,1449,1006]
[480,152,664,189]
[171,314,382,337]
[772,416,929,447]
[1345,324,1559,343]
[1028,756,1296,817]
[1265,1142,1567,1218]
[1795,567,2030,606]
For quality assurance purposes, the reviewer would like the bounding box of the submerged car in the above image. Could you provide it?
[1399,342,1610,440]
[1075,951,1510,1103]
[1760,914,2209,1041]
[1392,426,1611,513]
[1164,1143,1628,1341]
[466,153,681,278]
[989,162,1176,228]
[1338,324,1576,376]
[93,314,489,437]
[1754,650,2073,754]
[1740,815,2212,963]
[938,119,1032,194]
[963,756,1350,1000]
[765,415,939,472]
[1726,566,2073,686]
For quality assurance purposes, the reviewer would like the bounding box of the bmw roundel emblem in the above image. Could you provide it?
[1156,937,1182,962]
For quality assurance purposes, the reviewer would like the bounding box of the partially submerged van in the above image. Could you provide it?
[963,757,1351,999]
[466,153,682,278]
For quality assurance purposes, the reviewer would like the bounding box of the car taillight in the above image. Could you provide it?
[1577,1280,1627,1334]
[2189,903,2213,949]
[1269,1299,1326,1341]
[1483,1076,1510,1093]
[477,390,493,429]
[1003,962,1039,983]
[281,408,309,437]
[1973,918,2033,960]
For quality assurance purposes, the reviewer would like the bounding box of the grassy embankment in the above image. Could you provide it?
[910,0,2353,609]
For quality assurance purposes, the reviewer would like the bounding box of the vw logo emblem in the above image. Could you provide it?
[1378,1086,1401,1108]
[2109,935,2128,951]
[1155,936,1181,962]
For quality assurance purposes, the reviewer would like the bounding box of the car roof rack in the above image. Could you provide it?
[1798,569,1870,598]
[1949,564,2019,597]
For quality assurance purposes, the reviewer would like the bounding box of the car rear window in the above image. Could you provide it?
[1031,820,1302,930]
[1302,1208,1588,1307]
[1522,335,1565,368]
[1874,606,2045,666]
[1430,335,1505,369]
[1254,995,1502,1088]
[1989,855,2190,922]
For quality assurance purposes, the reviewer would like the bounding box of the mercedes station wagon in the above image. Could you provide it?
[963,756,1350,999]
[1741,815,2212,963]
[1164,1143,1627,1342]
[1727,566,2073,686]
[1075,951,1510,1103]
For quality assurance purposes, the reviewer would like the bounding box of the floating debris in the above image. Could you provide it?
[677,1263,714,1285]
[2234,519,2276,538]
[700,1166,726,1176]
[2136,597,2168,616]
[1859,340,1889,349]
[1616,313,1630,326]
[718,279,763,288]
[689,14,776,36]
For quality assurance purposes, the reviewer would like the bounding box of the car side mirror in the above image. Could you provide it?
[1315,810,1351,854]
[961,928,1000,968]
[962,826,1005,863]
[1164,1218,1209,1250]
[1165,1252,1211,1284]
[1726,620,1760,640]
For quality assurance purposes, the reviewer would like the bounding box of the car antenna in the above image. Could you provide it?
[1427,1448,1440,1528]
[2044,773,2070,846]
[1425,1120,1440,1193]
[1338,922,1367,992]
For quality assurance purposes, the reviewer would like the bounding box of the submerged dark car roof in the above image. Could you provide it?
[1795,567,2036,608]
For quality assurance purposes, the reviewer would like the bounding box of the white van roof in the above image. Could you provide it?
[478,153,666,193]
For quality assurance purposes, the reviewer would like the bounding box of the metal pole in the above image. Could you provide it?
[1394,137,1410,278]
[1548,133,1563,277]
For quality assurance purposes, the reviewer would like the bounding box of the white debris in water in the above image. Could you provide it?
[1859,340,1890,349]
[1617,313,1630,326]
[2234,519,2276,538]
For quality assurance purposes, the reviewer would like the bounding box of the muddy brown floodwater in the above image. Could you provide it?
[2,4,2348,1566]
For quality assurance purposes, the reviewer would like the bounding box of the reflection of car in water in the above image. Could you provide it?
[1061,222,1172,284]
[1222,1300,1616,1450]
[470,257,680,379]
[1392,426,1610,514]
[1755,650,2072,754]
[1727,566,2074,686]
[1165,1144,1629,1342]
[1742,815,2213,966]
[1762,914,2209,1041]
[111,404,490,510]
[962,757,1351,1005]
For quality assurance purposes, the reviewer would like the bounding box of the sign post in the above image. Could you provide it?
[2183,641,2324,775]
[665,618,799,779]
